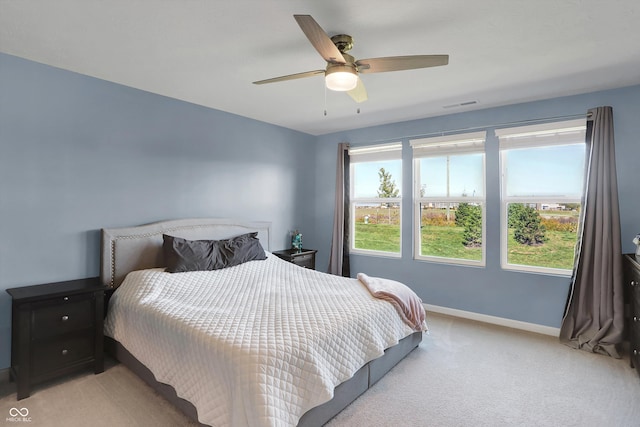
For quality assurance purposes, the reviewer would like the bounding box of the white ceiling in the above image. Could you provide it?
[1,1,639,136]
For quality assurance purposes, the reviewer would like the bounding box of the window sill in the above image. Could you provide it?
[501,263,572,277]
[349,249,402,259]
[414,255,485,268]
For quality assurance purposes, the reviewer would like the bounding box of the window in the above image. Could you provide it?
[410,132,486,265]
[349,143,402,256]
[496,119,586,274]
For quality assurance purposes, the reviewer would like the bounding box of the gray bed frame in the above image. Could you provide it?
[100,218,422,427]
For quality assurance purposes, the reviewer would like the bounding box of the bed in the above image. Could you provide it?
[100,218,424,427]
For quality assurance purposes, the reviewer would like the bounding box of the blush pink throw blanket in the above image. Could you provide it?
[357,273,427,332]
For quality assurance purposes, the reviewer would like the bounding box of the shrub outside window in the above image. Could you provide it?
[349,143,402,257]
[496,119,587,275]
[410,132,486,266]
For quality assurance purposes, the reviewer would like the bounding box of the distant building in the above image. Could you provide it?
[539,203,566,210]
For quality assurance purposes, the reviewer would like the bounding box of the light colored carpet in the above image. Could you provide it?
[1,313,638,426]
[328,314,640,427]
[0,357,199,427]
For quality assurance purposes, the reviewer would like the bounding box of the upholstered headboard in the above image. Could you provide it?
[100,218,272,288]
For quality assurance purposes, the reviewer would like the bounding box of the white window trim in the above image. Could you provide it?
[496,119,586,150]
[411,131,487,266]
[410,131,486,156]
[349,142,402,162]
[497,119,586,276]
[499,196,581,276]
[349,142,403,257]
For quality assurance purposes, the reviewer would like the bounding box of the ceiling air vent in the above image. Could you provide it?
[442,100,478,109]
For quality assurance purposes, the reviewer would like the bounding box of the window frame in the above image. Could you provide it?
[349,142,403,258]
[410,132,487,266]
[496,119,587,276]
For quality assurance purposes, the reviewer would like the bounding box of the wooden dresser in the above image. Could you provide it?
[6,277,109,399]
[623,253,640,378]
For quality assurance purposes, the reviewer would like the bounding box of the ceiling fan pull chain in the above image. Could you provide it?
[324,84,328,116]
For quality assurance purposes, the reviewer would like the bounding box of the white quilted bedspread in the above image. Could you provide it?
[104,253,415,427]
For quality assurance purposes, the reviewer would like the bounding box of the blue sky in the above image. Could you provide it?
[353,160,402,198]
[420,154,484,198]
[353,143,585,199]
[504,144,585,197]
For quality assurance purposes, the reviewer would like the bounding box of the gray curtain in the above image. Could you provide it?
[559,106,624,358]
[328,142,350,277]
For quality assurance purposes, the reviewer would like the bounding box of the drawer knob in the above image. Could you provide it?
[61,315,69,322]
[635,317,639,322]
[63,296,69,301]
[61,349,68,356]
[632,281,638,287]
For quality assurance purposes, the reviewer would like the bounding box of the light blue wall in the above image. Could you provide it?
[0,53,316,369]
[2,51,639,371]
[311,85,640,328]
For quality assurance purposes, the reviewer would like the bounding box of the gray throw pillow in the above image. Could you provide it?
[163,233,266,273]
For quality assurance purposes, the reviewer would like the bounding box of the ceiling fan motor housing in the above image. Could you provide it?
[330,34,354,53]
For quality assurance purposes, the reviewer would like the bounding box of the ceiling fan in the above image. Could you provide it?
[253,14,449,103]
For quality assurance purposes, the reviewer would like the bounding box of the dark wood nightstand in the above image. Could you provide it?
[273,248,317,270]
[6,277,109,400]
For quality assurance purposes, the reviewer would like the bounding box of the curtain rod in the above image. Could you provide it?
[348,112,588,145]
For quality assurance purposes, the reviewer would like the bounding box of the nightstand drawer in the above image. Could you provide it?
[32,334,95,377]
[294,253,313,262]
[293,254,314,269]
[32,298,94,339]
[632,342,640,372]
[631,349,640,374]
[631,277,640,306]
[628,259,640,280]
[632,322,640,344]
[7,277,107,399]
[272,249,317,270]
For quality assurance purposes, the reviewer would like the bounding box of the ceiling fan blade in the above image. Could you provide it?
[294,15,346,64]
[347,77,368,103]
[253,70,325,85]
[356,55,449,74]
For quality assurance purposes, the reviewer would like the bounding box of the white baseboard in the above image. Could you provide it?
[425,303,560,337]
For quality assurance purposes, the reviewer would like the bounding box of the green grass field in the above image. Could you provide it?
[506,229,577,269]
[420,225,482,261]
[354,223,577,269]
[354,223,401,253]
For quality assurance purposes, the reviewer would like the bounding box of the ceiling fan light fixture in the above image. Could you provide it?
[325,66,358,91]
[253,15,449,103]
